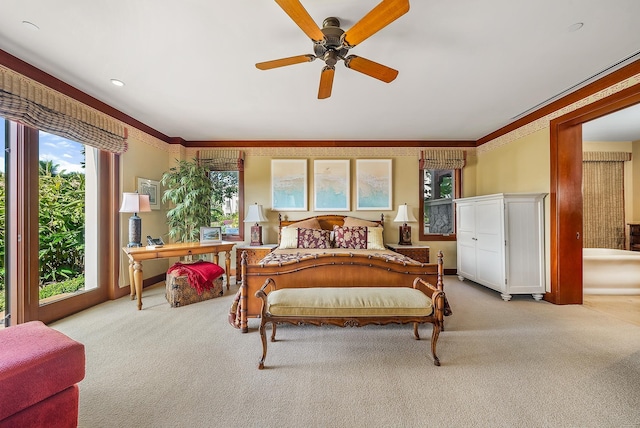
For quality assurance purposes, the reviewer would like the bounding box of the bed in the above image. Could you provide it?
[233,214,449,333]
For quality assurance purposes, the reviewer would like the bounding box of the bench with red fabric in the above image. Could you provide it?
[0,321,85,428]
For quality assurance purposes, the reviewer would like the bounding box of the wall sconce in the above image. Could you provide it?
[243,203,267,246]
[393,203,417,245]
[119,192,151,247]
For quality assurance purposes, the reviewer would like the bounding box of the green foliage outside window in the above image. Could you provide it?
[39,163,86,283]
[209,170,239,232]
[0,161,86,313]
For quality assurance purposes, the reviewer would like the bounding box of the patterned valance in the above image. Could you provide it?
[582,151,631,162]
[0,65,128,154]
[419,149,466,170]
[198,150,244,171]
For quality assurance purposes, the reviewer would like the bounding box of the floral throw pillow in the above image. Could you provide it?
[333,226,369,249]
[297,228,331,249]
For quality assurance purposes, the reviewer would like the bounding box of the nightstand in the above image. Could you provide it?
[386,244,430,263]
[629,223,640,251]
[235,244,278,283]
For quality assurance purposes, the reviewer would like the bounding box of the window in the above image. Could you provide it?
[38,132,97,306]
[199,150,245,242]
[418,150,464,241]
[2,120,114,325]
[209,170,242,241]
[0,64,122,325]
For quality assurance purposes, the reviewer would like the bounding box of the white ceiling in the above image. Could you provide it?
[1,0,639,143]
[582,103,640,142]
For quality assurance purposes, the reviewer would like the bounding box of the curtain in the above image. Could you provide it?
[582,151,631,249]
[0,65,128,154]
[197,150,244,171]
[419,149,466,170]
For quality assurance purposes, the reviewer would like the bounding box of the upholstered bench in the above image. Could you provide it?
[255,277,445,369]
[0,321,85,427]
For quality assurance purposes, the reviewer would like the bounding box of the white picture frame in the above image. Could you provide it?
[271,159,308,211]
[200,226,222,243]
[356,159,392,211]
[314,159,350,211]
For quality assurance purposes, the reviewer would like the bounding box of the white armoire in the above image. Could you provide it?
[455,193,546,301]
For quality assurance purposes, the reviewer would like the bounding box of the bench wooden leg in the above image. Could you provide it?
[415,322,441,366]
[258,321,268,370]
[431,324,441,366]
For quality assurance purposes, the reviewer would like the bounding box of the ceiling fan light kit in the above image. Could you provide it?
[256,0,409,99]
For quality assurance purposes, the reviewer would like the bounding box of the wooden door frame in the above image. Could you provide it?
[549,84,640,304]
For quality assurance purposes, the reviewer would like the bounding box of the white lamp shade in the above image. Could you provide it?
[119,193,151,213]
[393,204,417,223]
[243,203,267,223]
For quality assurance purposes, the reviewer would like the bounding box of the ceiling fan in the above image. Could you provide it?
[256,0,410,99]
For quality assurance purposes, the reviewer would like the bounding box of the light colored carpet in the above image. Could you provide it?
[51,277,640,428]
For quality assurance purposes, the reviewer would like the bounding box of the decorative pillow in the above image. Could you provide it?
[333,226,385,250]
[366,226,385,250]
[287,217,321,230]
[279,227,299,249]
[333,226,369,249]
[279,227,332,249]
[297,228,331,249]
[343,216,382,228]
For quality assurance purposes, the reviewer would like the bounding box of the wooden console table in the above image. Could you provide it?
[122,241,235,310]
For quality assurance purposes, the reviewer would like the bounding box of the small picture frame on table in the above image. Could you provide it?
[200,227,222,244]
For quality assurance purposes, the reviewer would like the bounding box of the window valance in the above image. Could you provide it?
[198,150,244,171]
[419,149,466,170]
[0,65,128,154]
[582,151,631,162]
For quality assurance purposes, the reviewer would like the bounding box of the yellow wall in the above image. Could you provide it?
[217,148,459,269]
[118,131,179,287]
[474,128,550,196]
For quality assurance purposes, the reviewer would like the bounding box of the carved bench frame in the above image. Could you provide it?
[255,277,445,369]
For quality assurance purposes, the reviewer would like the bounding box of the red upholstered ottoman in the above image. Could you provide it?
[0,321,85,428]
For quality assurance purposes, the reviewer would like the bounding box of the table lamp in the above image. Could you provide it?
[244,203,267,246]
[119,192,151,247]
[394,203,417,245]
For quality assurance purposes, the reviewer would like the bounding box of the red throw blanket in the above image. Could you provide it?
[167,261,225,295]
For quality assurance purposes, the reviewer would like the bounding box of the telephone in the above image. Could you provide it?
[147,236,165,247]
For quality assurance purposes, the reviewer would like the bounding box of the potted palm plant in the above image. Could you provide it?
[161,159,213,243]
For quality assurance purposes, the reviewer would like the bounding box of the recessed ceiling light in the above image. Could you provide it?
[110,79,125,87]
[22,21,40,31]
[568,22,584,32]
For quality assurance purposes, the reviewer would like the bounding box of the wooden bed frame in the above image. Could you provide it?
[238,214,445,333]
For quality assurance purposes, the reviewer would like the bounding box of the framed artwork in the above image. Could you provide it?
[200,226,222,243]
[271,159,308,211]
[137,177,161,210]
[356,159,392,211]
[314,159,350,211]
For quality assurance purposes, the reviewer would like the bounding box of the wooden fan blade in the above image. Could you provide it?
[275,0,325,42]
[318,66,335,99]
[256,55,315,70]
[345,55,398,83]
[342,0,410,47]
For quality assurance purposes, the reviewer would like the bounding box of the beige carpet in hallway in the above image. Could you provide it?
[51,277,640,428]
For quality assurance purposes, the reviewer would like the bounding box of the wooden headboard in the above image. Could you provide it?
[278,213,384,230]
[277,214,384,245]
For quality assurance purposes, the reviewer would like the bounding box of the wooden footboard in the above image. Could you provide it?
[239,251,445,333]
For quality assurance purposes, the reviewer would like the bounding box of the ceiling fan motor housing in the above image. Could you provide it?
[314,17,348,66]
